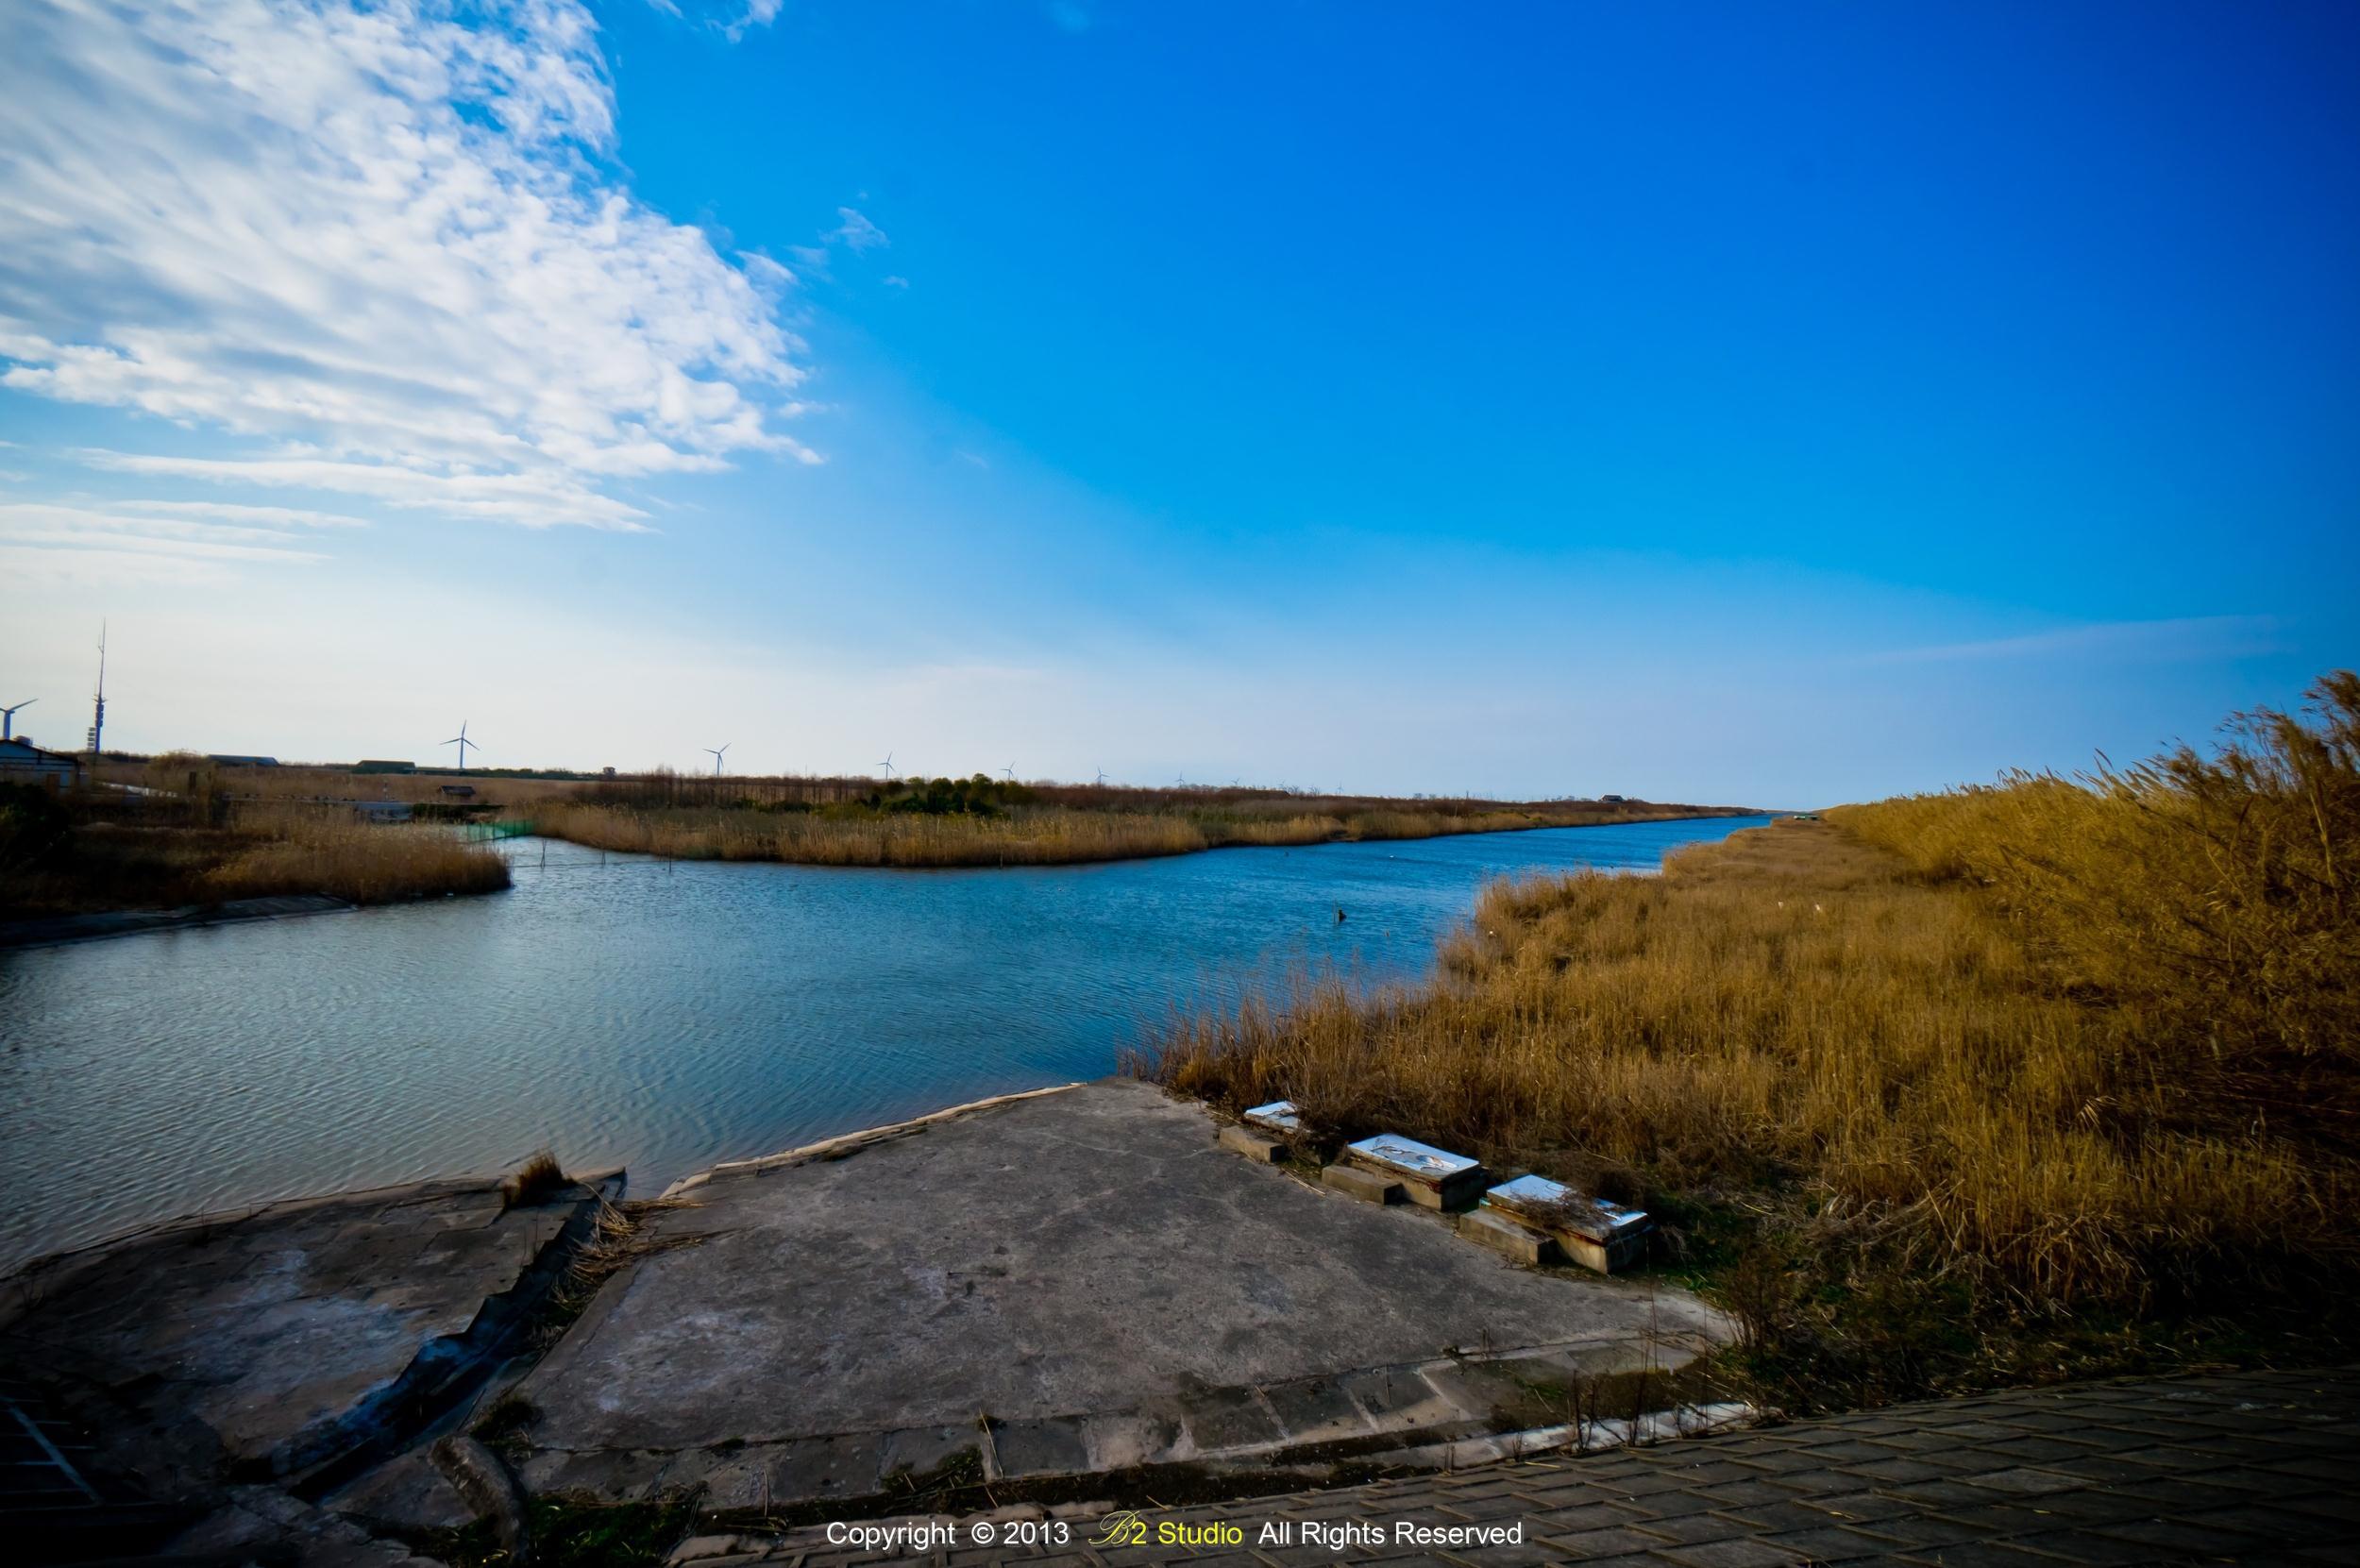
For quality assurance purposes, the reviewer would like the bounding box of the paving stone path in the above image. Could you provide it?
[738,1366,2358,1566]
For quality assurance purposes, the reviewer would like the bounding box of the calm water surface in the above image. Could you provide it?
[0,816,1769,1268]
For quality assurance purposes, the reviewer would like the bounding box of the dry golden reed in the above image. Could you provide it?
[1151,672,2360,1316]
[205,803,511,903]
[529,801,1213,868]
[526,798,1725,868]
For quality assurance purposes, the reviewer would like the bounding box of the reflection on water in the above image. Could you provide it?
[0,816,1769,1268]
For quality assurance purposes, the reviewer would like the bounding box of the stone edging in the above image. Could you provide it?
[657,1084,1087,1198]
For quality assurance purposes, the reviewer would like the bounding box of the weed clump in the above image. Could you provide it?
[499,1150,569,1211]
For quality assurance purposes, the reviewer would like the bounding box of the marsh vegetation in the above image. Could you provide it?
[530,772,1745,868]
[1,754,510,920]
[1151,673,2360,1409]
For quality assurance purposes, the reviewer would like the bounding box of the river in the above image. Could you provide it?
[0,814,1771,1269]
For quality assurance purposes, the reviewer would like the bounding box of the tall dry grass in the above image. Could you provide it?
[1832,670,2360,1149]
[526,797,1740,868]
[1150,674,2360,1346]
[204,802,512,903]
[531,801,1211,868]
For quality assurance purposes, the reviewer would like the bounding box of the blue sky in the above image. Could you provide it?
[3,0,2354,804]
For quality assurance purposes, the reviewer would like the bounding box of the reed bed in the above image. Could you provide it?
[531,801,1213,868]
[3,788,511,917]
[204,802,513,902]
[525,797,1730,868]
[1149,673,2360,1403]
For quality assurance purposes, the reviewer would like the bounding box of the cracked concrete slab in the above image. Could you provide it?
[0,1172,609,1505]
[509,1079,1729,1502]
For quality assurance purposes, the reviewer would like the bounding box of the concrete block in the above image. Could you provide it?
[1321,1161,1403,1204]
[1482,1172,1651,1273]
[1344,1133,1487,1210]
[1242,1099,1302,1134]
[1456,1207,1559,1267]
[1218,1124,1283,1163]
[1554,1231,1646,1274]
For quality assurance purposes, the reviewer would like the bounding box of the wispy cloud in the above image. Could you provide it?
[75,448,663,531]
[829,207,890,253]
[788,204,894,282]
[725,0,784,43]
[0,0,811,529]
[116,499,373,530]
[1868,615,2279,665]
[0,500,332,588]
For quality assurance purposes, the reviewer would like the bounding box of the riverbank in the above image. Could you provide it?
[526,794,1757,869]
[1,779,510,922]
[0,891,354,951]
[1150,675,2360,1414]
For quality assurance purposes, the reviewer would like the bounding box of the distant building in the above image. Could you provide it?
[355,759,415,774]
[208,754,280,767]
[0,737,83,789]
[1600,793,1626,802]
[439,784,477,799]
[601,766,616,778]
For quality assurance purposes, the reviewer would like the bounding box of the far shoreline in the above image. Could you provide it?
[521,796,1773,873]
[0,810,1773,953]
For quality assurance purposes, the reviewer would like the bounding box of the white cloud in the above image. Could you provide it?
[725,0,784,42]
[0,0,811,529]
[829,207,889,253]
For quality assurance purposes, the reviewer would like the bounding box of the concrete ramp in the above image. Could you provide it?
[505,1079,1731,1512]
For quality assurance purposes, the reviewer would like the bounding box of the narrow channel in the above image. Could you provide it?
[0,815,1769,1268]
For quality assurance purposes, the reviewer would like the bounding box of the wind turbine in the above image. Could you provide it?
[0,699,32,741]
[1001,762,1017,782]
[704,743,730,777]
[444,721,479,772]
[874,750,896,780]
[1093,767,1107,786]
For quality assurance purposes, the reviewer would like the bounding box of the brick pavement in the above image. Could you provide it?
[716,1367,2359,1566]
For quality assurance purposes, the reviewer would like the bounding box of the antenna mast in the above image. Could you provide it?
[87,622,107,757]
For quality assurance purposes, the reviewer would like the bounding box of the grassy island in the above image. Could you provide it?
[1152,672,2360,1411]
[528,774,1753,868]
